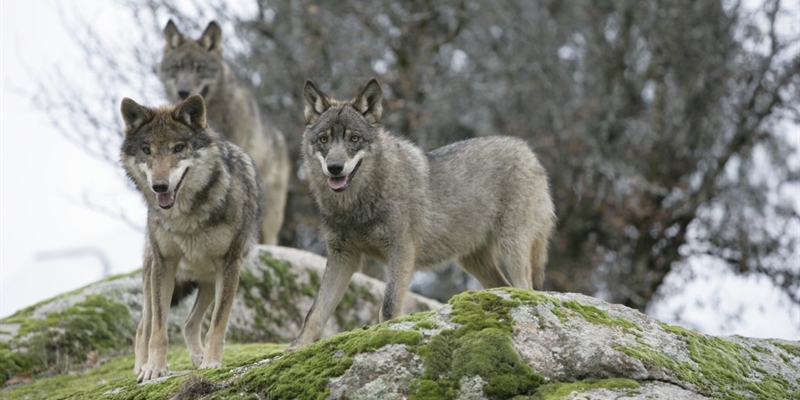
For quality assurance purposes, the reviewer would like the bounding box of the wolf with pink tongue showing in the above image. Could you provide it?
[290,79,557,350]
[119,94,263,382]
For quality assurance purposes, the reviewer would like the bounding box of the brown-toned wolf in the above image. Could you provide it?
[289,79,557,349]
[158,20,289,244]
[120,95,263,382]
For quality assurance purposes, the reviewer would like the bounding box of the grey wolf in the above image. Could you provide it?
[120,95,263,381]
[158,19,289,245]
[289,79,556,349]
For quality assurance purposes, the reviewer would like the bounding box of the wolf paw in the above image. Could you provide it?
[284,343,301,353]
[137,366,168,383]
[190,353,204,367]
[286,336,311,352]
[198,360,222,369]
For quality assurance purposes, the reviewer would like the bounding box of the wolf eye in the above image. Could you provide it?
[142,146,151,155]
[196,65,205,73]
[174,144,185,153]
[319,136,329,144]
[350,135,360,143]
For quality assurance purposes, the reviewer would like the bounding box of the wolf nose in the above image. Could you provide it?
[152,184,169,193]
[178,90,190,100]
[327,162,344,175]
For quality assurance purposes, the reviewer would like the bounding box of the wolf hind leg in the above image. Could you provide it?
[200,262,240,369]
[183,281,215,367]
[530,235,549,290]
[457,243,511,289]
[497,236,534,290]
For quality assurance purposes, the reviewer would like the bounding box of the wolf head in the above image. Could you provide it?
[120,95,216,210]
[302,79,383,193]
[158,20,227,103]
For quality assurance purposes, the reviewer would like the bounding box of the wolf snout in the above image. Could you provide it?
[178,90,191,100]
[152,183,170,193]
[327,162,345,175]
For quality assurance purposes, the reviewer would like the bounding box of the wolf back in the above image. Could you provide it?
[158,20,289,245]
[120,94,263,381]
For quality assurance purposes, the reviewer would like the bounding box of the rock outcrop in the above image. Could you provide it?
[1,248,798,399]
[0,246,440,384]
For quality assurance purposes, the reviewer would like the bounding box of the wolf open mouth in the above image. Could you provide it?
[327,160,361,192]
[157,168,189,209]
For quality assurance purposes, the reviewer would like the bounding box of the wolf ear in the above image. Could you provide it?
[173,94,207,130]
[120,98,151,134]
[199,21,223,55]
[163,19,184,50]
[354,79,383,124]
[303,80,330,125]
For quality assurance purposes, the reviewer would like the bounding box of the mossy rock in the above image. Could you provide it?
[2,288,797,399]
[0,245,441,387]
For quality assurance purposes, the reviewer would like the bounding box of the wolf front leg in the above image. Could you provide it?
[380,239,416,322]
[199,260,240,369]
[137,254,177,383]
[288,251,361,350]
[133,251,154,375]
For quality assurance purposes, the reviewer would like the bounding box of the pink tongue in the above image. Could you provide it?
[327,176,348,190]
[157,191,176,208]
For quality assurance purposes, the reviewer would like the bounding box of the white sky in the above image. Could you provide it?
[1,0,798,340]
[1,0,146,316]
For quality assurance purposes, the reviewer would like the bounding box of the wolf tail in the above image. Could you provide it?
[171,280,199,307]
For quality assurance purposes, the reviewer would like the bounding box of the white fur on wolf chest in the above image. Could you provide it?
[154,223,235,281]
[176,256,223,282]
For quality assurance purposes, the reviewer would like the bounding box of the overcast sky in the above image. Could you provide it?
[1,0,146,317]
[1,0,798,339]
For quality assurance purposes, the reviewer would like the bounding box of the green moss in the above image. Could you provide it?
[614,343,699,383]
[533,378,640,400]
[752,345,770,354]
[194,292,543,399]
[1,271,141,326]
[0,342,36,385]
[773,342,800,358]
[507,289,560,305]
[509,289,641,334]
[549,307,568,323]
[619,322,799,399]
[0,343,283,400]
[561,300,640,333]
[215,324,422,399]
[414,320,436,330]
[410,379,457,399]
[781,354,791,365]
[392,310,436,325]
[1,295,133,385]
[8,288,793,399]
[410,290,544,400]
